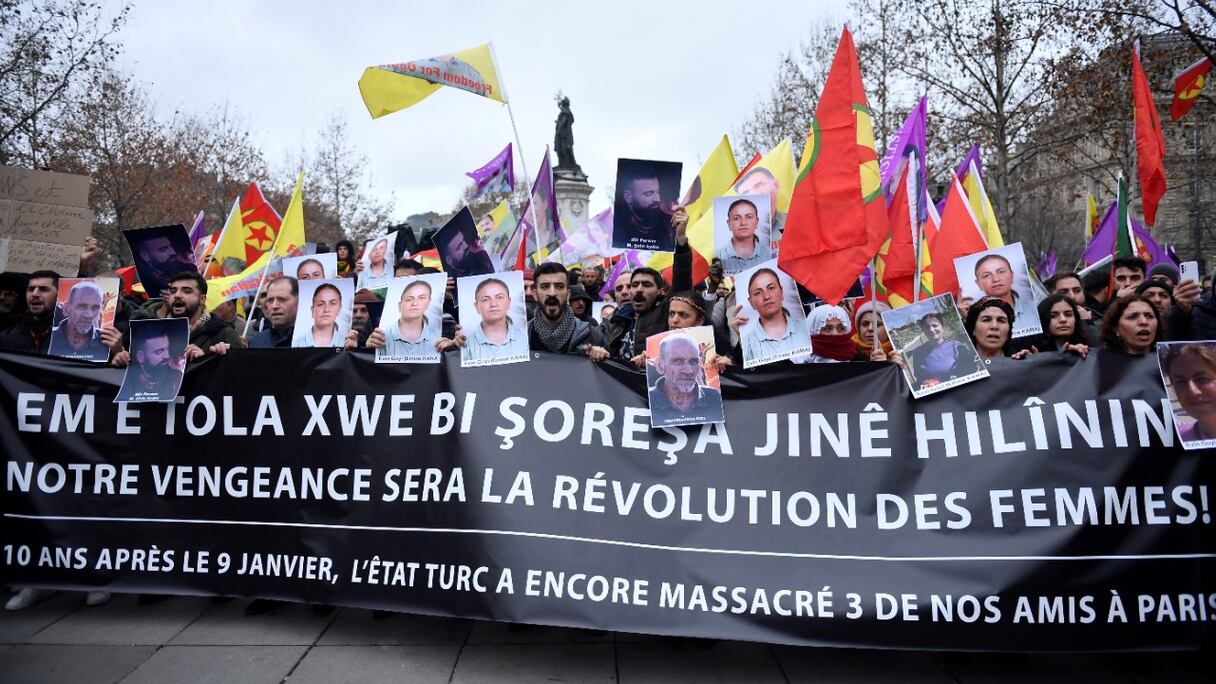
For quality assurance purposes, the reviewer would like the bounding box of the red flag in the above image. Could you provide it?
[928,172,988,297]
[879,165,918,303]
[1171,56,1210,121]
[1132,44,1167,226]
[732,153,763,185]
[778,26,888,305]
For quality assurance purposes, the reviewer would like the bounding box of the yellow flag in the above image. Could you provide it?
[359,43,507,118]
[961,160,1003,248]
[205,173,307,310]
[680,135,739,227]
[1085,194,1099,240]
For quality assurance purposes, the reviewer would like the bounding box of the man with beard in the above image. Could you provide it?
[527,262,608,359]
[579,265,605,301]
[118,272,240,363]
[440,223,494,278]
[973,254,1037,334]
[741,268,805,364]
[602,209,691,359]
[128,328,183,397]
[734,167,786,248]
[616,168,676,252]
[1,271,64,354]
[352,289,377,331]
[50,281,112,362]
[647,333,724,426]
[134,232,195,297]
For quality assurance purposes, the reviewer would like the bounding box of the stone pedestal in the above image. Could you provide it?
[554,176,594,231]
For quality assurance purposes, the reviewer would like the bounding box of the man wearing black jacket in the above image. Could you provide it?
[528,262,609,361]
[602,208,691,360]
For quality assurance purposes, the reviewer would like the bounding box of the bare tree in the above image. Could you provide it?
[0,0,129,165]
[307,111,393,246]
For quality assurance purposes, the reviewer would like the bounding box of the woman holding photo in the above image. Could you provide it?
[1100,294,1164,356]
[852,301,893,361]
[1161,343,1216,443]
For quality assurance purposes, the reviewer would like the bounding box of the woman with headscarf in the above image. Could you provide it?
[798,304,857,363]
[1160,343,1216,444]
[852,300,893,361]
[965,296,1032,362]
[1100,294,1163,356]
[334,240,356,279]
[1033,294,1090,357]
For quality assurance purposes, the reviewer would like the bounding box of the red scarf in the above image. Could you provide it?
[810,333,858,362]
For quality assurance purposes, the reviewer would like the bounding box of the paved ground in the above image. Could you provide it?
[0,591,1212,683]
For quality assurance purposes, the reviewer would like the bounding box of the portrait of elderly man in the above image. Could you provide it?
[462,277,529,363]
[49,280,111,362]
[715,197,772,274]
[741,268,806,366]
[647,331,724,427]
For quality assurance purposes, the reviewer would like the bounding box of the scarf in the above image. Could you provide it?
[810,333,858,362]
[529,305,577,352]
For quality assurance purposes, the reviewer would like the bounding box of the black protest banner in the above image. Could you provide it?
[1,349,1213,651]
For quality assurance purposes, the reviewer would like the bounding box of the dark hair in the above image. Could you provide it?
[736,166,776,187]
[534,261,568,280]
[1082,268,1110,295]
[1036,294,1087,348]
[1113,256,1147,275]
[169,271,207,295]
[296,258,325,277]
[268,276,298,298]
[27,270,60,288]
[312,283,342,304]
[973,253,1012,276]
[394,258,423,273]
[335,240,356,259]
[1045,271,1082,292]
[1100,294,1164,353]
[668,289,707,323]
[917,313,944,332]
[1161,343,1216,378]
[965,296,1016,356]
[417,266,441,275]
[474,277,510,299]
[746,268,782,294]
[727,198,758,217]
[630,267,668,291]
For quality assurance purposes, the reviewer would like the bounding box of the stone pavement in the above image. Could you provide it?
[0,591,1212,683]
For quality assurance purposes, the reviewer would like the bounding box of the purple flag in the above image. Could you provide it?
[880,95,928,217]
[936,144,983,214]
[598,249,647,300]
[1036,250,1057,281]
[465,143,514,199]
[519,148,562,264]
[188,211,208,269]
[558,207,618,267]
[1081,201,1170,267]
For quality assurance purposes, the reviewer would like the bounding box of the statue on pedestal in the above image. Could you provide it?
[554,97,585,180]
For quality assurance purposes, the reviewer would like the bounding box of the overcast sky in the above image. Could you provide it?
[111,1,838,222]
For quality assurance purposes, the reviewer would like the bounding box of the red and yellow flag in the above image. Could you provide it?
[778,26,888,305]
[1171,56,1211,121]
[208,183,282,277]
[928,172,988,297]
[1132,44,1166,227]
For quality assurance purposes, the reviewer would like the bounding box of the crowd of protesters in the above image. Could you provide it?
[2,214,1214,613]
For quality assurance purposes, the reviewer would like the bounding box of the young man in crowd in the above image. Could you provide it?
[527,262,609,360]
[117,272,240,363]
[579,265,606,301]
[602,207,690,359]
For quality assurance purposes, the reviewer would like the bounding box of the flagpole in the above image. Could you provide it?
[238,176,300,338]
[869,257,879,354]
[505,100,543,268]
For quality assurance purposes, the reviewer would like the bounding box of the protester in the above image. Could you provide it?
[568,285,595,323]
[1161,343,1216,442]
[1100,294,1163,356]
[1112,257,1147,299]
[1034,294,1090,358]
[1165,271,1212,341]
[0,271,27,331]
[334,240,357,278]
[603,208,691,358]
[800,305,856,363]
[394,258,423,277]
[352,289,377,331]
[1149,263,1180,288]
[965,296,1030,362]
[523,269,538,319]
[579,265,605,300]
[611,270,633,306]
[246,277,298,349]
[525,262,609,359]
[1082,268,1111,312]
[0,270,59,353]
[852,300,893,361]
[1045,271,1100,342]
[1136,279,1174,318]
[697,258,730,306]
[115,272,240,364]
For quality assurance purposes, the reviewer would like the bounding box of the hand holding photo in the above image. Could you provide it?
[293,278,355,348]
[880,293,988,398]
[1157,341,1216,451]
[612,158,683,253]
[375,273,447,364]
[458,271,529,367]
[736,260,811,368]
[953,242,1041,338]
[115,318,189,403]
[645,325,725,428]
